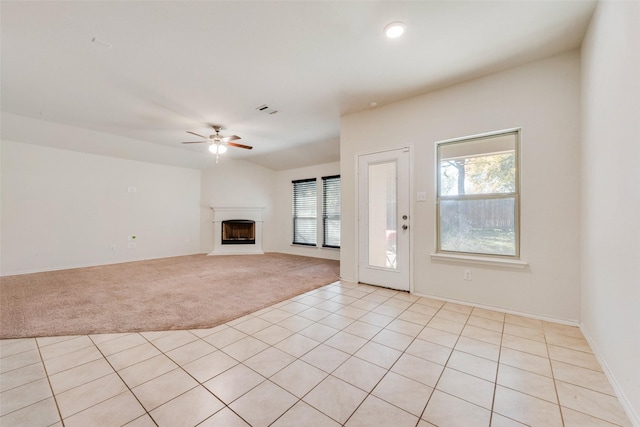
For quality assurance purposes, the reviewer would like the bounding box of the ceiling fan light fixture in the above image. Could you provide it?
[384,21,406,39]
[209,144,227,154]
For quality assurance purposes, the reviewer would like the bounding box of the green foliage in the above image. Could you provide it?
[466,153,515,193]
[440,152,515,196]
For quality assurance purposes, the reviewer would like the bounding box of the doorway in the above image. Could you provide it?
[357,147,411,291]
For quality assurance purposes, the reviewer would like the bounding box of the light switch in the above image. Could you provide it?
[416,192,427,201]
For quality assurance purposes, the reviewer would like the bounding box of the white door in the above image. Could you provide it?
[358,148,410,291]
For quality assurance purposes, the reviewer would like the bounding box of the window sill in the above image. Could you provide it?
[291,243,318,248]
[290,244,340,251]
[430,253,528,269]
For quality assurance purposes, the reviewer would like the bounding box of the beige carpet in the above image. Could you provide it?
[0,253,340,339]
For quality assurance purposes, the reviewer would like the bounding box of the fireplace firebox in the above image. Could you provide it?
[209,206,264,255]
[222,220,256,245]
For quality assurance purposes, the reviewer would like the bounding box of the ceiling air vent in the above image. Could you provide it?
[256,104,278,115]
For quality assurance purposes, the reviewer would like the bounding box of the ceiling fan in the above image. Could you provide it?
[182,125,252,162]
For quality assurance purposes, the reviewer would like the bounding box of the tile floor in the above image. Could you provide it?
[0,281,633,427]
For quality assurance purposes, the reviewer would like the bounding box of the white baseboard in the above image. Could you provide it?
[580,325,640,427]
[0,252,205,277]
[410,291,581,326]
[207,250,264,256]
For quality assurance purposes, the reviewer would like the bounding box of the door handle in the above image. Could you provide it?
[402,224,408,230]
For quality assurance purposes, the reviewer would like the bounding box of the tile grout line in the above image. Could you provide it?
[487,310,506,427]
[151,287,350,426]
[203,285,353,425]
[390,296,450,427]
[227,284,342,426]
[268,285,398,426]
[34,337,66,427]
[134,330,254,426]
[0,344,50,394]
[489,316,553,427]
[115,327,256,425]
[416,302,474,427]
[338,291,417,426]
[543,324,567,427]
[88,333,160,427]
[266,285,415,426]
[183,328,279,426]
[543,325,629,426]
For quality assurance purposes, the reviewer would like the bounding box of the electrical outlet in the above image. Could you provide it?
[110,244,116,251]
[127,242,136,249]
[464,269,472,281]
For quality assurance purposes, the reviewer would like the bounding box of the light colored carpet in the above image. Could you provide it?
[0,253,340,339]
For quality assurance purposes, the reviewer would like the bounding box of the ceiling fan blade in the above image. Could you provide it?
[227,142,253,150]
[186,131,208,139]
[220,135,241,143]
[181,141,207,144]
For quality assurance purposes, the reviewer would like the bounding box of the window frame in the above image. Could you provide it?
[321,175,341,249]
[435,128,521,259]
[292,178,318,246]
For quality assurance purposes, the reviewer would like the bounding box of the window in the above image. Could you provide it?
[292,178,317,246]
[322,175,341,248]
[292,176,341,248]
[436,129,520,258]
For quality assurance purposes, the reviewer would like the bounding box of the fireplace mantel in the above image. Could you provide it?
[208,206,265,255]
[210,206,264,222]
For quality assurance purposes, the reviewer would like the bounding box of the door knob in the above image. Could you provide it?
[402,224,408,230]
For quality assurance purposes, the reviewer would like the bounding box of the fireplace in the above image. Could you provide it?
[208,206,264,255]
[222,220,255,245]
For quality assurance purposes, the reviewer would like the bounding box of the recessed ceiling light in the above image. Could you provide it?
[384,21,406,39]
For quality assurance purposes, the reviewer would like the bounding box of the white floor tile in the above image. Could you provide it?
[0,283,632,427]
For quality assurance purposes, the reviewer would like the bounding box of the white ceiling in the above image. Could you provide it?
[1,1,596,171]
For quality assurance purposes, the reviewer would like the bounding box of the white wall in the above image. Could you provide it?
[1,140,201,275]
[1,115,339,273]
[581,1,640,423]
[341,51,582,321]
[1,112,208,170]
[272,161,340,260]
[200,159,276,254]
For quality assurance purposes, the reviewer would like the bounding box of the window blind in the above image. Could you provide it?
[292,178,317,246]
[322,175,341,248]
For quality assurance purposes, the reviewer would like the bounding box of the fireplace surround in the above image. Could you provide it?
[208,206,264,255]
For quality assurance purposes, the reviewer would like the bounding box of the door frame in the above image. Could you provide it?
[355,145,414,293]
